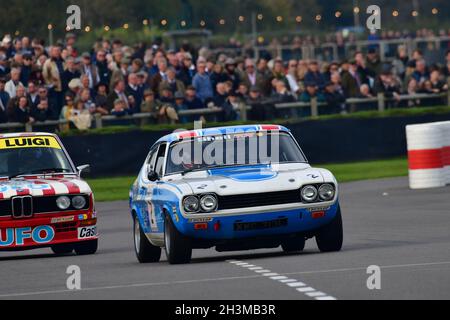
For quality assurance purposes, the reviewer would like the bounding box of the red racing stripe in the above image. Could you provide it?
[408,149,443,170]
[35,180,56,196]
[60,180,81,194]
[442,146,450,167]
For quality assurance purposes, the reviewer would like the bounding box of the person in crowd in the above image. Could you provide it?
[42,46,64,112]
[173,91,188,124]
[210,63,230,95]
[159,67,185,98]
[192,60,213,103]
[20,53,33,85]
[5,67,23,98]
[184,86,204,110]
[107,79,129,112]
[177,53,196,87]
[242,59,265,95]
[62,56,81,93]
[150,58,169,96]
[7,95,34,123]
[111,98,133,117]
[126,73,144,110]
[26,81,39,108]
[0,78,10,122]
[95,83,109,112]
[31,99,53,122]
[323,81,346,115]
[304,61,326,90]
[224,58,241,91]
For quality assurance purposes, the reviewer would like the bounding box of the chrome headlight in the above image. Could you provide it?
[72,195,87,209]
[319,184,335,201]
[200,194,218,212]
[56,196,71,210]
[301,185,318,202]
[183,196,200,213]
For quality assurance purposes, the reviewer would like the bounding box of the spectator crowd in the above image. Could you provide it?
[0,31,449,131]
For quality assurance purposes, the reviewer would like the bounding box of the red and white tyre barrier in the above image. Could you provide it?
[406,121,450,189]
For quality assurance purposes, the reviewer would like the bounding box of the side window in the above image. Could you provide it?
[154,144,167,177]
[146,146,159,173]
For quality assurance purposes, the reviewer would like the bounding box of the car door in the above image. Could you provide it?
[149,143,168,233]
[137,144,160,234]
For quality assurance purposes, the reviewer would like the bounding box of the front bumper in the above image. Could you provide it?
[173,202,339,240]
[0,211,98,250]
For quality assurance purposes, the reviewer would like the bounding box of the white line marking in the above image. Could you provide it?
[296,287,315,293]
[306,292,327,298]
[271,276,288,280]
[279,279,297,283]
[287,282,306,287]
[228,261,337,301]
[316,296,337,301]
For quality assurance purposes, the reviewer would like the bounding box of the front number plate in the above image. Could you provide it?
[234,218,288,231]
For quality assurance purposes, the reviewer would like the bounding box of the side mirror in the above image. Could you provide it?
[77,164,91,176]
[148,171,160,182]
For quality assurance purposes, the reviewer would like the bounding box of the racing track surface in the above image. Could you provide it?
[1,177,449,300]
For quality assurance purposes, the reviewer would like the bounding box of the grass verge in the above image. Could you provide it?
[87,158,408,202]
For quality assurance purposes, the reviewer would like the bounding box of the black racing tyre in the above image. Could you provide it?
[74,239,98,255]
[281,237,306,253]
[133,215,161,263]
[51,244,74,255]
[316,206,343,252]
[164,213,192,265]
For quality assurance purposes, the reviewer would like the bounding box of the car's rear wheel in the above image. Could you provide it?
[164,213,192,265]
[281,237,306,253]
[74,239,98,255]
[133,215,161,263]
[316,206,343,252]
[51,244,73,255]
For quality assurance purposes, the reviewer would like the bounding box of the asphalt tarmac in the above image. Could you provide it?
[1,177,449,300]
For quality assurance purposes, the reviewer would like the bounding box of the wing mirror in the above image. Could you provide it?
[148,171,160,182]
[77,164,91,176]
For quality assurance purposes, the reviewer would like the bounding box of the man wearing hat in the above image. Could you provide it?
[224,58,241,91]
[80,52,100,89]
[174,91,188,124]
[340,59,360,98]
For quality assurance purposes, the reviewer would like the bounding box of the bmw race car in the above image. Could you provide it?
[129,125,343,264]
[0,133,98,255]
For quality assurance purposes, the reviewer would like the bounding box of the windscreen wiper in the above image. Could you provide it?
[8,168,72,180]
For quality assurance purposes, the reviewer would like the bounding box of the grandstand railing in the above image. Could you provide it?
[0,90,448,133]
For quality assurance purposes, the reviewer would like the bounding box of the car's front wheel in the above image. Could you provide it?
[74,239,98,255]
[133,215,161,263]
[51,244,73,255]
[281,237,306,253]
[316,206,343,252]
[164,213,192,264]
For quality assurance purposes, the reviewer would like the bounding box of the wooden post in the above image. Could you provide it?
[377,93,385,112]
[25,122,33,132]
[240,104,248,122]
[311,97,319,118]
[95,114,103,129]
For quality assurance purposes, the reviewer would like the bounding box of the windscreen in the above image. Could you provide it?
[166,131,306,175]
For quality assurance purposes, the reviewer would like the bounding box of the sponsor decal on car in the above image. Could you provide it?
[51,216,75,223]
[0,136,61,150]
[0,225,55,247]
[77,226,97,240]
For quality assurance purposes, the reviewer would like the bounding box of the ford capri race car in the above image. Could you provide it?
[0,133,97,255]
[130,125,343,264]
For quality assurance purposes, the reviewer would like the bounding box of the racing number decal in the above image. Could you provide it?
[147,201,158,232]
[0,137,62,150]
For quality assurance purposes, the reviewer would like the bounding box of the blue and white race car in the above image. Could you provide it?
[129,125,343,264]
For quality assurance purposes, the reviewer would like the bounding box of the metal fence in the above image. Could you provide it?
[211,36,450,63]
[1,89,449,133]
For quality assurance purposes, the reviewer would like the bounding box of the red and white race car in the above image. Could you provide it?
[0,132,97,255]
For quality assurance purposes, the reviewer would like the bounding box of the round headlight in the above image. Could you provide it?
[301,185,318,202]
[200,194,218,212]
[56,196,71,210]
[319,184,335,201]
[72,195,87,209]
[183,196,200,212]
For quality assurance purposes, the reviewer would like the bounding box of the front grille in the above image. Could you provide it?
[0,195,90,218]
[54,222,77,233]
[0,200,12,217]
[218,189,301,210]
[12,196,33,218]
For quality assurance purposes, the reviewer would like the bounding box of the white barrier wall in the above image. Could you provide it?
[406,121,450,189]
